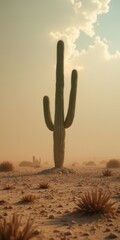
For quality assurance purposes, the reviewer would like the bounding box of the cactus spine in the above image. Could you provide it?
[43,40,78,168]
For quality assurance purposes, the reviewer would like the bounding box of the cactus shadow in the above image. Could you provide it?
[46,210,104,227]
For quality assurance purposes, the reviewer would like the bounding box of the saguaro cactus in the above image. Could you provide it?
[43,40,78,168]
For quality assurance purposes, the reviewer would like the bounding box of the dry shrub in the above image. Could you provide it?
[19,161,33,167]
[0,213,38,240]
[3,184,14,190]
[0,200,9,205]
[76,189,116,216]
[106,159,120,168]
[19,161,41,168]
[102,169,113,177]
[0,161,14,172]
[38,181,50,189]
[85,161,96,166]
[21,194,37,204]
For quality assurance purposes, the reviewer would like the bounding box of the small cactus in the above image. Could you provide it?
[43,40,78,168]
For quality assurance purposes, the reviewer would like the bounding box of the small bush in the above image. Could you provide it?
[76,189,116,216]
[19,161,41,168]
[0,200,9,205]
[20,194,37,204]
[85,161,96,166]
[0,161,14,172]
[38,181,50,189]
[3,184,14,190]
[102,169,113,177]
[0,213,38,239]
[19,161,33,167]
[106,159,120,168]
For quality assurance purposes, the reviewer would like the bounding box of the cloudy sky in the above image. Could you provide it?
[0,0,120,164]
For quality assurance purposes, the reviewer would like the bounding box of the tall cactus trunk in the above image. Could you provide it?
[43,40,78,168]
[53,41,65,168]
[53,128,65,168]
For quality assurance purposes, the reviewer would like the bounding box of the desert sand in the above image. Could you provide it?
[0,162,120,240]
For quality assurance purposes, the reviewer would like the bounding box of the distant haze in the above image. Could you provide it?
[1,0,120,164]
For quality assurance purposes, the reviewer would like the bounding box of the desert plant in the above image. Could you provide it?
[102,169,113,177]
[19,161,33,167]
[33,156,41,165]
[99,160,107,165]
[3,184,14,190]
[20,194,37,204]
[38,181,50,189]
[86,161,96,166]
[106,159,120,168]
[0,200,9,205]
[76,189,116,216]
[0,213,38,240]
[43,40,78,168]
[0,161,14,172]
[19,160,40,168]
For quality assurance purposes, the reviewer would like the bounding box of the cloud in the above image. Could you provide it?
[93,36,120,60]
[1,0,112,69]
[78,36,120,61]
[50,0,111,37]
[50,0,112,71]
[71,0,82,9]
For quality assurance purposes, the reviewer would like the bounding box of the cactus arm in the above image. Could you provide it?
[43,96,54,131]
[64,69,78,128]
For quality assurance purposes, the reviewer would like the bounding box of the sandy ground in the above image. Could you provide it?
[0,163,120,240]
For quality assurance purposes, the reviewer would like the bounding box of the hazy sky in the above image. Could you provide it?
[1,0,120,163]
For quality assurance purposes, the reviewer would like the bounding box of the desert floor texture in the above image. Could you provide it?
[0,162,120,240]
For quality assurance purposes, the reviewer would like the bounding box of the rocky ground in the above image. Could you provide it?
[0,164,120,240]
